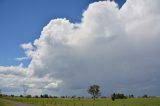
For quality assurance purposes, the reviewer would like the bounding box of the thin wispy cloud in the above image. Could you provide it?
[15,57,29,61]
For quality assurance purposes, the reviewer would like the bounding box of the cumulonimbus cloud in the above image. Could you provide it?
[0,0,160,96]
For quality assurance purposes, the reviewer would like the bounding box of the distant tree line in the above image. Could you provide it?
[0,86,155,100]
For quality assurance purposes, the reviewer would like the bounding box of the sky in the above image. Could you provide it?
[0,0,160,97]
[0,0,125,67]
[0,0,92,67]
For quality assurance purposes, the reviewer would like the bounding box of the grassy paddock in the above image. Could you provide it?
[2,97,160,106]
[0,98,15,106]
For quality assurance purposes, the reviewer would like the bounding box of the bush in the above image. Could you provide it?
[143,94,148,98]
[11,95,14,97]
[111,93,127,101]
[26,95,32,98]
[53,96,58,98]
[40,94,49,98]
[20,95,23,97]
[111,93,116,101]
[44,94,49,98]
[34,95,39,98]
[129,94,134,98]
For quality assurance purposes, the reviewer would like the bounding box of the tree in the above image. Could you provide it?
[44,94,49,98]
[40,94,49,98]
[26,95,32,98]
[143,94,148,98]
[111,93,116,101]
[20,95,23,97]
[40,95,44,98]
[11,95,14,97]
[88,85,101,100]
[111,93,127,101]
[34,95,39,98]
[129,94,134,98]
[0,89,2,97]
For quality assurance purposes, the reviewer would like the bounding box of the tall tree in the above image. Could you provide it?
[88,85,101,100]
[111,93,116,101]
[0,89,1,94]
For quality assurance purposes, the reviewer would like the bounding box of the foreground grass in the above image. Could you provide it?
[2,97,160,106]
[0,98,15,106]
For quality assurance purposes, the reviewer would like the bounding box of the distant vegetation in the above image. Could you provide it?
[111,93,127,101]
[0,86,160,106]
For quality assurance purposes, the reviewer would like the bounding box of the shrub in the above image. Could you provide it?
[143,94,148,98]
[11,95,14,97]
[26,95,32,98]
[111,93,127,101]
[20,95,23,97]
[111,93,116,101]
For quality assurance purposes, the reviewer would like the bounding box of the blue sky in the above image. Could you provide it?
[0,0,125,67]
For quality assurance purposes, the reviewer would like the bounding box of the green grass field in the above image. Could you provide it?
[2,97,160,106]
[0,98,15,106]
